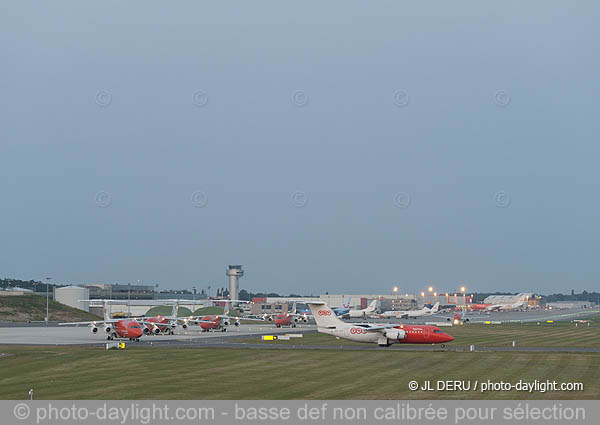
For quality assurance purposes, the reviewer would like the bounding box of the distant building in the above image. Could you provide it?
[55,286,90,311]
[250,302,289,316]
[83,283,155,300]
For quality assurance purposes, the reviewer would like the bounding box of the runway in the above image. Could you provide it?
[0,323,316,345]
[388,308,600,325]
[0,308,597,347]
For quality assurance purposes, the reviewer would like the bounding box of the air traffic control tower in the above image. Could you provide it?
[227,265,244,302]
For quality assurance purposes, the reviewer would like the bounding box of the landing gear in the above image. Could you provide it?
[276,324,281,328]
[440,344,446,349]
[221,328,227,332]
[291,323,296,328]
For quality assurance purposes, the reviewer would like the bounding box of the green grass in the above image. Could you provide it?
[241,321,600,348]
[0,295,99,322]
[0,345,598,400]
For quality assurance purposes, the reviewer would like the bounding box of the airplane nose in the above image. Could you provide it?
[445,334,454,342]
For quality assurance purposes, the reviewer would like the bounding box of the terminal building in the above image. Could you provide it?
[83,283,155,300]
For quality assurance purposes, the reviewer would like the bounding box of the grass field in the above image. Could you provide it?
[1,320,598,400]
[0,345,598,400]
[243,321,600,348]
[0,295,99,322]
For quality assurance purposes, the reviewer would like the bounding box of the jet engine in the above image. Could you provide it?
[153,327,161,334]
[234,320,240,327]
[105,325,112,333]
[143,327,151,335]
[182,323,188,329]
[223,320,230,327]
[90,326,98,333]
[384,329,406,340]
[294,317,299,322]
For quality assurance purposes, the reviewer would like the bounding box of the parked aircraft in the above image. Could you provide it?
[332,297,352,316]
[308,302,454,347]
[139,302,181,335]
[485,295,529,311]
[58,301,145,341]
[377,302,441,319]
[347,299,379,319]
[179,300,262,332]
[266,303,310,327]
[468,303,492,311]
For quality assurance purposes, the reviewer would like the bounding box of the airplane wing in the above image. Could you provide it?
[175,317,216,324]
[58,320,119,326]
[362,324,396,331]
[220,315,266,322]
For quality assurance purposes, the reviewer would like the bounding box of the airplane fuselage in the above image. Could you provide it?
[317,323,454,345]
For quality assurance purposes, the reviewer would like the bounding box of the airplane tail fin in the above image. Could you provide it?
[170,302,179,318]
[431,302,440,312]
[103,301,111,322]
[223,301,230,316]
[366,299,377,312]
[344,297,351,308]
[308,303,344,327]
[292,302,297,314]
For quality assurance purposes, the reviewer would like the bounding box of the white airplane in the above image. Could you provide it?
[307,302,454,347]
[376,302,441,319]
[347,299,379,319]
[485,295,529,312]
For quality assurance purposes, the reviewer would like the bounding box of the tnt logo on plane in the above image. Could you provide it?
[318,310,332,316]
[350,328,367,334]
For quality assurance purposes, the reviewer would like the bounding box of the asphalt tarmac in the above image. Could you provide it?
[0,323,316,345]
[0,308,597,347]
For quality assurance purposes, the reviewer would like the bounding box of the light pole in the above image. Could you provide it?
[128,283,131,317]
[45,277,52,323]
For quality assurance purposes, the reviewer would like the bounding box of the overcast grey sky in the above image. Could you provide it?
[1,1,599,295]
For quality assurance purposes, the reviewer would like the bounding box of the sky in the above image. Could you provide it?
[1,1,599,295]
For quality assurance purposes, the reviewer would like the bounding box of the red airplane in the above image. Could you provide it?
[308,302,454,347]
[138,302,181,335]
[59,301,146,341]
[180,300,263,332]
[263,303,309,328]
[447,311,470,324]
[468,303,491,311]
